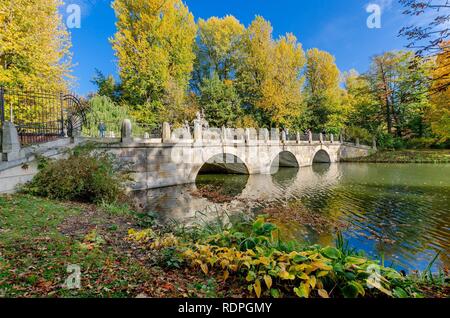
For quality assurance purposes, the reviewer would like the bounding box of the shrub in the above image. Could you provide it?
[23,146,124,203]
[127,216,426,298]
[405,137,437,149]
[376,133,406,150]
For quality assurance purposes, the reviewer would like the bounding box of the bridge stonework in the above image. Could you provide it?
[99,129,374,191]
[0,121,375,193]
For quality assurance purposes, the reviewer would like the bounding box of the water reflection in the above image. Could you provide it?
[131,163,450,272]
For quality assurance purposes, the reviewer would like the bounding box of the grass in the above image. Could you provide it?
[342,149,450,163]
[0,194,447,298]
[0,194,227,298]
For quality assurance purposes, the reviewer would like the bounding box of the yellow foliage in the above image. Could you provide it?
[429,41,450,141]
[0,0,73,90]
[111,0,197,116]
[236,16,306,127]
[127,228,154,243]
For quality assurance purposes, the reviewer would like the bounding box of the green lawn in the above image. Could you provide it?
[343,149,450,163]
[0,195,219,298]
[0,194,447,298]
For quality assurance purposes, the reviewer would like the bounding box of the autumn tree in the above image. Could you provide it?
[236,16,305,128]
[366,51,432,137]
[111,0,197,125]
[399,0,450,91]
[428,41,450,141]
[194,16,245,85]
[0,0,73,91]
[304,48,343,132]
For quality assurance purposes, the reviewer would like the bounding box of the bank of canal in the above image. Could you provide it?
[133,163,450,273]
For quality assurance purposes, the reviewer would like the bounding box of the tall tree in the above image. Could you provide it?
[304,48,342,132]
[195,16,245,83]
[0,0,73,91]
[428,41,450,141]
[366,51,432,137]
[111,0,197,124]
[343,70,380,134]
[236,16,305,128]
[399,0,450,91]
[198,73,241,127]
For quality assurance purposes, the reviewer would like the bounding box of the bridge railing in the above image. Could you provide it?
[88,119,376,149]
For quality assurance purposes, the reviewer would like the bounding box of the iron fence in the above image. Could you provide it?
[0,87,86,146]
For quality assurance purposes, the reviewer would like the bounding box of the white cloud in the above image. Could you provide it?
[365,0,393,13]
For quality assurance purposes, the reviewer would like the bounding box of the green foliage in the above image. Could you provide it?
[83,95,132,137]
[198,73,242,127]
[111,0,197,125]
[127,216,429,298]
[91,69,121,101]
[161,247,185,269]
[100,201,133,216]
[23,145,124,204]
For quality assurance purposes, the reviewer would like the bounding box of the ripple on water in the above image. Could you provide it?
[133,163,450,273]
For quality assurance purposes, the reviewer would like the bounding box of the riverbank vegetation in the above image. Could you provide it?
[0,194,448,298]
[2,152,449,298]
[343,149,450,164]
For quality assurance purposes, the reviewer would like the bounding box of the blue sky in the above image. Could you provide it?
[66,0,415,96]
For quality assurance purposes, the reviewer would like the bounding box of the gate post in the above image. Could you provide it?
[0,86,4,123]
[59,92,65,136]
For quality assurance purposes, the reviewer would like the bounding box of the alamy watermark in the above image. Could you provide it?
[65,4,81,29]
[366,4,382,29]
[65,264,81,289]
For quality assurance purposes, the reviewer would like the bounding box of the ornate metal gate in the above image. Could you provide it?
[0,87,88,146]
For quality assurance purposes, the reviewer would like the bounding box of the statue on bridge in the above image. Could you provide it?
[193,108,209,129]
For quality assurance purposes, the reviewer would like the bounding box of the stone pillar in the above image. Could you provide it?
[308,131,313,143]
[162,122,171,143]
[339,134,344,143]
[271,128,280,142]
[281,130,287,142]
[356,138,360,146]
[194,122,202,142]
[121,119,133,144]
[330,134,334,143]
[296,132,300,144]
[1,121,22,161]
[319,133,324,144]
[143,132,150,140]
[260,128,269,142]
[372,136,377,150]
[221,126,227,142]
[245,128,251,143]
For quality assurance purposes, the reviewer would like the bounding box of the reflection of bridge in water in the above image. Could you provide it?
[132,163,347,222]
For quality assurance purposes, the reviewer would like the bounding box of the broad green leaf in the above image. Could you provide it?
[246,271,256,282]
[393,287,408,298]
[270,288,281,298]
[321,246,341,260]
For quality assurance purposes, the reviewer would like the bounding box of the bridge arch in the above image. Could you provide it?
[190,152,250,181]
[312,149,332,164]
[270,151,300,175]
[271,151,300,168]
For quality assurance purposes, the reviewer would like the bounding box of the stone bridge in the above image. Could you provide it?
[0,120,375,193]
[99,121,375,191]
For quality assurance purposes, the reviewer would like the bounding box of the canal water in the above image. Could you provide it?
[131,163,450,273]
